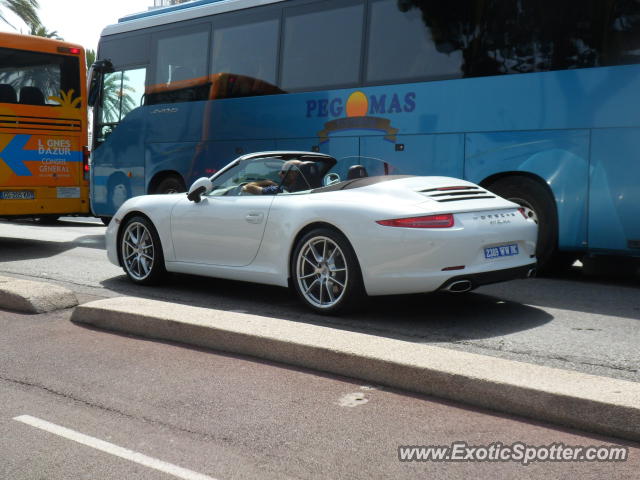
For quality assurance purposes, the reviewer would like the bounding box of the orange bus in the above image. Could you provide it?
[0,32,89,219]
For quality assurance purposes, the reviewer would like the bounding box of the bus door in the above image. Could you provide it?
[89,63,147,215]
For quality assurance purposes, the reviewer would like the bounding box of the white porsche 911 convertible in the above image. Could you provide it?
[105,151,537,314]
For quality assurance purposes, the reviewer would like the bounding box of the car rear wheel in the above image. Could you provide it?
[291,228,364,314]
[119,215,165,284]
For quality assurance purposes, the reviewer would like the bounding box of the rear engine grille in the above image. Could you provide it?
[419,185,495,203]
[0,114,81,132]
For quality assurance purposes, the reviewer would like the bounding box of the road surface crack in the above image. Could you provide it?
[0,373,221,442]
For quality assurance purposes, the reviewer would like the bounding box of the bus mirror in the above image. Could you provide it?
[187,177,213,203]
[87,73,102,107]
[87,60,114,107]
[92,59,114,73]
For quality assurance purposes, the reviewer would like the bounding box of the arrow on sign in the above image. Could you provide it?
[0,134,35,176]
[0,134,80,177]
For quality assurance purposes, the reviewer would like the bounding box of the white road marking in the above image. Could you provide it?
[13,415,218,480]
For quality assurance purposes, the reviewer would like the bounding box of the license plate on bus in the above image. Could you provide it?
[484,244,519,259]
[0,190,35,200]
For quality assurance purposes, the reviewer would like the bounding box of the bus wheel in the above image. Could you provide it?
[99,217,112,226]
[153,175,185,194]
[486,176,557,273]
[37,215,60,224]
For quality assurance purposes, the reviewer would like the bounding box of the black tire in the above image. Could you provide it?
[36,215,60,224]
[118,215,166,285]
[487,176,557,272]
[100,216,112,226]
[153,175,186,194]
[290,227,365,315]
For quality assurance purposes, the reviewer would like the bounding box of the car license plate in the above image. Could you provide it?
[0,190,35,200]
[484,244,519,259]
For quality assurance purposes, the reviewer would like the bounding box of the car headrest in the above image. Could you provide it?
[347,165,368,180]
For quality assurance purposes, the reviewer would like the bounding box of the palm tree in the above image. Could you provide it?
[0,0,40,30]
[100,72,137,124]
[29,24,62,40]
[86,49,96,70]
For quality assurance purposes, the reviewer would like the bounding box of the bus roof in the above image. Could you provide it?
[102,0,284,37]
[0,31,84,54]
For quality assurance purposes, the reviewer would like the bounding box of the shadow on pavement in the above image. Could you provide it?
[0,235,106,262]
[479,265,640,321]
[1,217,104,228]
[100,273,553,343]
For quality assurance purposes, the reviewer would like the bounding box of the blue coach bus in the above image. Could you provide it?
[88,0,640,271]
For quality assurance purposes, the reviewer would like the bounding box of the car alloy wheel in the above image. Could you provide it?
[122,220,156,281]
[296,235,349,310]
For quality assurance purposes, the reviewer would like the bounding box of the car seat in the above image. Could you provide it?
[347,165,368,180]
[19,86,46,105]
[293,161,322,190]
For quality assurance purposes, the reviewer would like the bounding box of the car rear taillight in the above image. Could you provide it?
[376,214,454,228]
[82,146,90,180]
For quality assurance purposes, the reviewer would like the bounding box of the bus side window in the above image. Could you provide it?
[95,67,146,147]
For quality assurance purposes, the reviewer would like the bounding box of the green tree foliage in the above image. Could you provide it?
[100,71,137,124]
[0,0,40,30]
[86,49,96,70]
[29,24,62,39]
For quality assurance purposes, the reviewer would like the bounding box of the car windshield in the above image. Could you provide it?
[208,154,336,196]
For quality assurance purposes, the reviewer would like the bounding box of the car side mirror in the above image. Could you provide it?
[187,177,213,203]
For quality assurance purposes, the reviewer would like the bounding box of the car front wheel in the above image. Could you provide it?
[291,228,364,314]
[119,215,165,284]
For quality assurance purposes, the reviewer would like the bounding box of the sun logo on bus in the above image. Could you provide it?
[48,89,82,117]
[345,91,368,117]
[317,90,401,144]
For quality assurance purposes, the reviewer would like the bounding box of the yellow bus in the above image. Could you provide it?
[0,32,89,219]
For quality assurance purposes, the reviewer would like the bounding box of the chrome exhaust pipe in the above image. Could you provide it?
[446,280,473,293]
[527,268,537,278]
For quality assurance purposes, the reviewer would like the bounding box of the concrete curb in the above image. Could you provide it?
[0,276,78,313]
[71,296,640,442]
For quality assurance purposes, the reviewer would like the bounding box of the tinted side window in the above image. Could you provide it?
[366,0,640,82]
[152,28,210,104]
[281,0,364,91]
[212,13,279,86]
[366,0,463,83]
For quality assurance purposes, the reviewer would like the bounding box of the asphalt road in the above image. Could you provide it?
[0,217,638,382]
[2,307,639,480]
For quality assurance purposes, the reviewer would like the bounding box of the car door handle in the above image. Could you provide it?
[245,212,264,224]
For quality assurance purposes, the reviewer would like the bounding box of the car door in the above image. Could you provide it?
[170,157,283,267]
[170,194,274,267]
